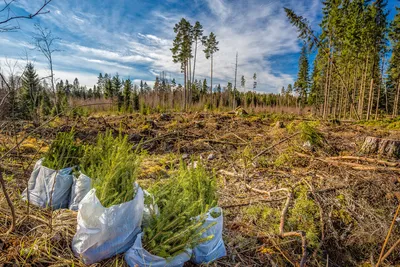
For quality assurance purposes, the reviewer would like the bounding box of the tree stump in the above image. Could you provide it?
[360,136,400,159]
[235,107,248,116]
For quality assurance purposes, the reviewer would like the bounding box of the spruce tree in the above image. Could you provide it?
[253,73,257,90]
[201,79,208,95]
[112,74,122,95]
[97,73,104,94]
[104,78,113,99]
[294,44,310,108]
[20,63,40,119]
[132,84,140,111]
[72,78,80,97]
[123,79,132,111]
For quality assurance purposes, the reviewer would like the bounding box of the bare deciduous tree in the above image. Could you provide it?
[0,0,52,32]
[33,24,60,113]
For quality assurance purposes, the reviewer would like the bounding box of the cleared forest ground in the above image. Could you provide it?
[1,111,400,266]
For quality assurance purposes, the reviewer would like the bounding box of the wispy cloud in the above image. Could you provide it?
[1,0,321,92]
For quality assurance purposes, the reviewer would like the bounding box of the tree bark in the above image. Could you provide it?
[358,55,369,119]
[183,61,187,111]
[375,82,381,120]
[210,54,213,106]
[192,39,198,83]
[323,52,331,120]
[361,136,400,159]
[393,81,400,118]
[366,78,374,120]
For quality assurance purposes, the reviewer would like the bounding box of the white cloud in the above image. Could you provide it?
[62,43,154,64]
[1,0,321,92]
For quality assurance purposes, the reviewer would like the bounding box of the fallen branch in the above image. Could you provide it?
[326,156,399,167]
[245,183,308,266]
[132,132,180,149]
[376,203,400,267]
[221,197,288,209]
[196,139,248,146]
[245,183,290,197]
[252,132,300,161]
[381,238,400,264]
[295,152,400,172]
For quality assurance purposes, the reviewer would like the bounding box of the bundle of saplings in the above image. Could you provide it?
[79,130,142,207]
[72,130,144,264]
[22,130,82,209]
[125,162,218,266]
[42,130,83,169]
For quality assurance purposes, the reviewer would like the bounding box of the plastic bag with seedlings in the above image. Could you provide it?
[22,130,82,209]
[191,207,226,264]
[125,233,192,267]
[69,172,92,211]
[21,158,74,209]
[80,130,142,207]
[72,183,144,264]
[125,162,219,267]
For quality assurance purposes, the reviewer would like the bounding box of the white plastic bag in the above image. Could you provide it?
[21,159,74,209]
[191,207,226,264]
[124,232,192,267]
[69,173,92,211]
[71,183,144,264]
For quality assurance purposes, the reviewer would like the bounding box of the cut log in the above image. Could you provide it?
[360,136,400,159]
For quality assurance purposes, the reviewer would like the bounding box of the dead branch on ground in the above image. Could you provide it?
[245,183,308,267]
[296,152,400,172]
[376,203,400,267]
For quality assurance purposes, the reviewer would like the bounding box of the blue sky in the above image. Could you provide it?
[0,0,398,93]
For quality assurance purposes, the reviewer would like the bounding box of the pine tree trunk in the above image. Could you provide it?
[192,40,197,83]
[358,55,369,119]
[184,61,187,111]
[350,67,357,119]
[325,53,333,119]
[210,55,213,106]
[323,55,331,120]
[366,78,374,120]
[188,58,191,106]
[393,81,400,117]
[338,83,344,119]
[375,83,381,120]
[333,84,338,119]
